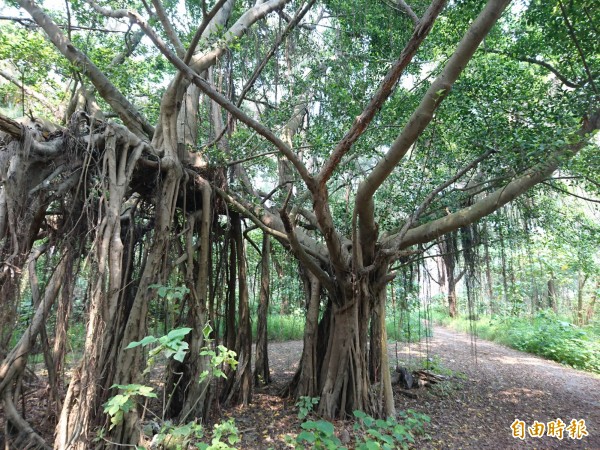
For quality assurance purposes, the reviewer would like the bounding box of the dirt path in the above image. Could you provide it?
[392,326,600,449]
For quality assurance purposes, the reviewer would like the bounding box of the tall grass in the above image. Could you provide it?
[253,314,306,341]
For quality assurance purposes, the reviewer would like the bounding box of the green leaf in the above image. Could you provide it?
[166,327,193,340]
[202,323,213,339]
[296,431,316,443]
[126,335,157,349]
[136,386,158,398]
[313,420,334,435]
[173,347,188,362]
[354,410,367,419]
[363,441,380,450]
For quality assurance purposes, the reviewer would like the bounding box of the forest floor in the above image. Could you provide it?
[3,326,600,449]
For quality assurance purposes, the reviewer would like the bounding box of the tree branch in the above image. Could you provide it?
[355,0,511,207]
[557,0,598,95]
[385,147,496,253]
[227,150,278,166]
[189,0,291,75]
[136,17,314,185]
[396,0,420,25]
[0,15,126,33]
[389,110,600,251]
[213,186,329,263]
[317,0,446,186]
[484,49,584,89]
[236,0,317,107]
[0,114,23,138]
[16,0,155,139]
[542,180,600,203]
[280,203,335,293]
[183,0,230,64]
[354,0,510,267]
[150,0,185,57]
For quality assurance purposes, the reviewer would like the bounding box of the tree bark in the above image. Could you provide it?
[283,270,323,398]
[577,273,588,325]
[254,233,272,386]
[547,277,557,311]
[223,213,253,406]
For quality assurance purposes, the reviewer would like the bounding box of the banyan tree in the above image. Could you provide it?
[0,0,597,448]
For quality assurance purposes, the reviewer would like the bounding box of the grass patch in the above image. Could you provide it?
[252,313,305,342]
[250,309,431,343]
[435,310,600,374]
[386,310,432,342]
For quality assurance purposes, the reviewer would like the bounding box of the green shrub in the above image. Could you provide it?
[295,420,343,449]
[354,409,430,450]
[292,409,430,450]
[296,396,320,420]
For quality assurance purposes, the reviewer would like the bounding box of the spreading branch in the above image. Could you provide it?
[355,0,512,207]
[385,147,496,256]
[389,110,600,251]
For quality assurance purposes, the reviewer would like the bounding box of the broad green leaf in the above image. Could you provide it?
[126,335,157,349]
[166,327,193,340]
[296,431,316,443]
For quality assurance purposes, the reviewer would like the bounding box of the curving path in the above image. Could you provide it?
[393,326,600,449]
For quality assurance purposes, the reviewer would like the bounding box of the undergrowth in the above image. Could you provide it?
[247,309,431,343]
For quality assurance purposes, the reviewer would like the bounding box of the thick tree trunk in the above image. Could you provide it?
[55,125,153,449]
[318,299,371,418]
[254,233,272,386]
